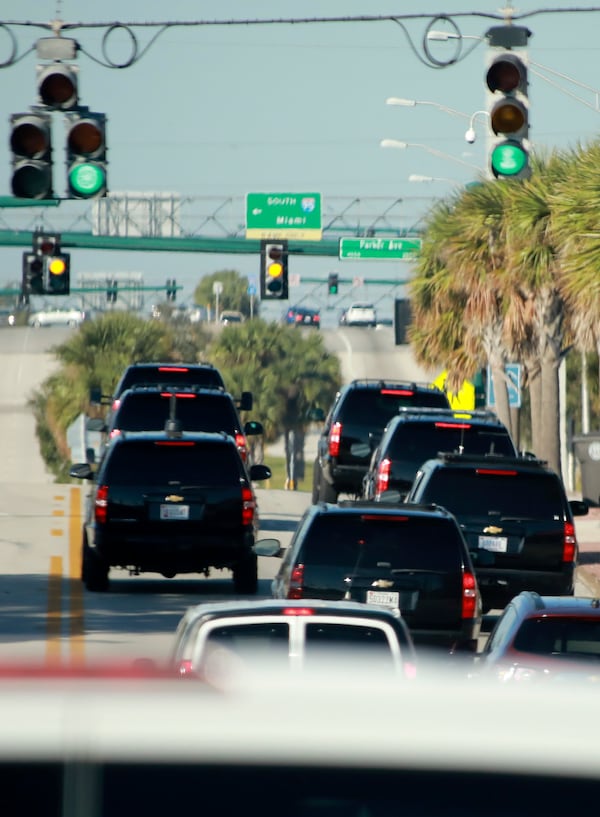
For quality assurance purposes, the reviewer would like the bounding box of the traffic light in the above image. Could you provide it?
[260,240,288,300]
[37,62,78,110]
[166,279,177,301]
[9,112,53,199]
[22,252,45,298]
[486,50,530,180]
[65,110,107,198]
[43,251,71,295]
[328,273,339,295]
[107,280,118,303]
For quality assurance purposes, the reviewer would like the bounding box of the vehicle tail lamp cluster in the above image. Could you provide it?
[287,564,305,599]
[375,458,392,498]
[95,485,109,524]
[234,432,248,462]
[461,571,478,619]
[562,522,577,563]
[241,486,256,526]
[328,421,342,457]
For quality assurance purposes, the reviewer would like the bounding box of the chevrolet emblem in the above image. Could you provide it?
[483,525,503,534]
[371,579,394,589]
[165,494,184,502]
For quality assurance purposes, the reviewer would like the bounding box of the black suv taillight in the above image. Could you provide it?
[287,563,305,599]
[328,422,342,457]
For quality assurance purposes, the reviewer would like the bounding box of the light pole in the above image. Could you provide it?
[380,139,480,171]
[409,174,459,185]
[386,97,471,122]
[464,110,491,144]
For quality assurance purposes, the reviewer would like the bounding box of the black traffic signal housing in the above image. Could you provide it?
[485,50,530,180]
[107,279,118,303]
[37,62,78,110]
[22,252,45,299]
[260,240,288,300]
[166,279,177,301]
[65,110,107,198]
[328,273,339,295]
[9,111,53,199]
[43,252,71,295]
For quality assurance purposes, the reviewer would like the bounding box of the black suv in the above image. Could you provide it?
[69,427,271,593]
[312,379,450,503]
[112,361,226,397]
[270,501,482,652]
[98,385,263,464]
[362,408,518,501]
[405,453,589,610]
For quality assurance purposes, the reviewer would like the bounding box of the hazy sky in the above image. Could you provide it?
[1,1,600,314]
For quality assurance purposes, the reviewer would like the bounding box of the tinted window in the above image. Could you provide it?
[514,617,600,657]
[300,515,463,571]
[103,441,243,485]
[338,390,448,427]
[113,394,239,432]
[304,623,394,668]
[203,622,290,663]
[118,367,224,393]
[388,424,516,484]
[419,470,565,519]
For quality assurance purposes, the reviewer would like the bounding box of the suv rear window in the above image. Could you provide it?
[418,470,565,519]
[117,366,224,394]
[103,441,242,485]
[113,393,239,432]
[338,389,448,425]
[388,423,516,484]
[299,514,463,571]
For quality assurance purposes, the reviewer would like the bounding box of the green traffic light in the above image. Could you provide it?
[491,142,528,178]
[69,163,106,197]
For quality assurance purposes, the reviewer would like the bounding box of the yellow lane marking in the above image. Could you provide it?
[46,555,62,663]
[69,486,85,663]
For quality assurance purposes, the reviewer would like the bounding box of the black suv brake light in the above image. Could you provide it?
[435,421,471,429]
[160,392,195,399]
[381,388,413,396]
[375,457,392,497]
[287,564,305,599]
[462,571,477,619]
[158,366,189,373]
[475,467,517,476]
[328,421,342,457]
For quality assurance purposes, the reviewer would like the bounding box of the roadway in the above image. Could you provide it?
[0,323,597,666]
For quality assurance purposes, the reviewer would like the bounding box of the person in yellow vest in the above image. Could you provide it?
[433,370,476,411]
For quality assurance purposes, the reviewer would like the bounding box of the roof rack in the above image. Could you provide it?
[348,379,444,391]
[126,383,224,394]
[437,451,547,467]
[395,407,503,422]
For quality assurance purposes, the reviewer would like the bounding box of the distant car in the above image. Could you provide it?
[362,408,518,502]
[99,385,263,463]
[219,310,245,325]
[170,598,417,679]
[28,307,84,328]
[345,302,377,327]
[0,308,16,327]
[476,591,600,682]
[283,306,320,329]
[312,378,450,503]
[338,309,348,326]
[271,500,482,653]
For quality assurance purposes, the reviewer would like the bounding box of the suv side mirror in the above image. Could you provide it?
[307,406,325,422]
[569,499,589,517]
[244,420,264,436]
[70,463,94,481]
[249,464,271,482]
[86,417,106,433]
[239,391,253,411]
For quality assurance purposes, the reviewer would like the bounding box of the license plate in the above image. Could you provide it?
[160,504,189,520]
[366,590,400,610]
[478,535,508,552]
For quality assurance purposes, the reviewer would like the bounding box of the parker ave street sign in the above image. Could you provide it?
[339,237,422,260]
[246,193,322,240]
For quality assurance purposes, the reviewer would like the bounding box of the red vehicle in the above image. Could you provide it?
[476,591,600,682]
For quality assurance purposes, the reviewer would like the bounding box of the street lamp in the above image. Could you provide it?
[380,139,480,171]
[464,110,491,143]
[409,174,458,184]
[386,97,471,121]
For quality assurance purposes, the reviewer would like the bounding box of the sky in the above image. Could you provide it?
[1,1,600,321]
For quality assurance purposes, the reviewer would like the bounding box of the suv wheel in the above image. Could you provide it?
[232,552,258,594]
[82,540,109,592]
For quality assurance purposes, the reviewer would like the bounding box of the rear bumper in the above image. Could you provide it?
[476,565,575,608]
[323,461,368,494]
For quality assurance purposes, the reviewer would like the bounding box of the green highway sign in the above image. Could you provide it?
[246,192,322,240]
[339,237,422,260]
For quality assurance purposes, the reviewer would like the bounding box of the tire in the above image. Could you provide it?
[232,552,258,594]
[318,473,338,503]
[81,540,109,592]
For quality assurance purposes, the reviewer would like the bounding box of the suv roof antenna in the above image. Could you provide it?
[165,393,183,438]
